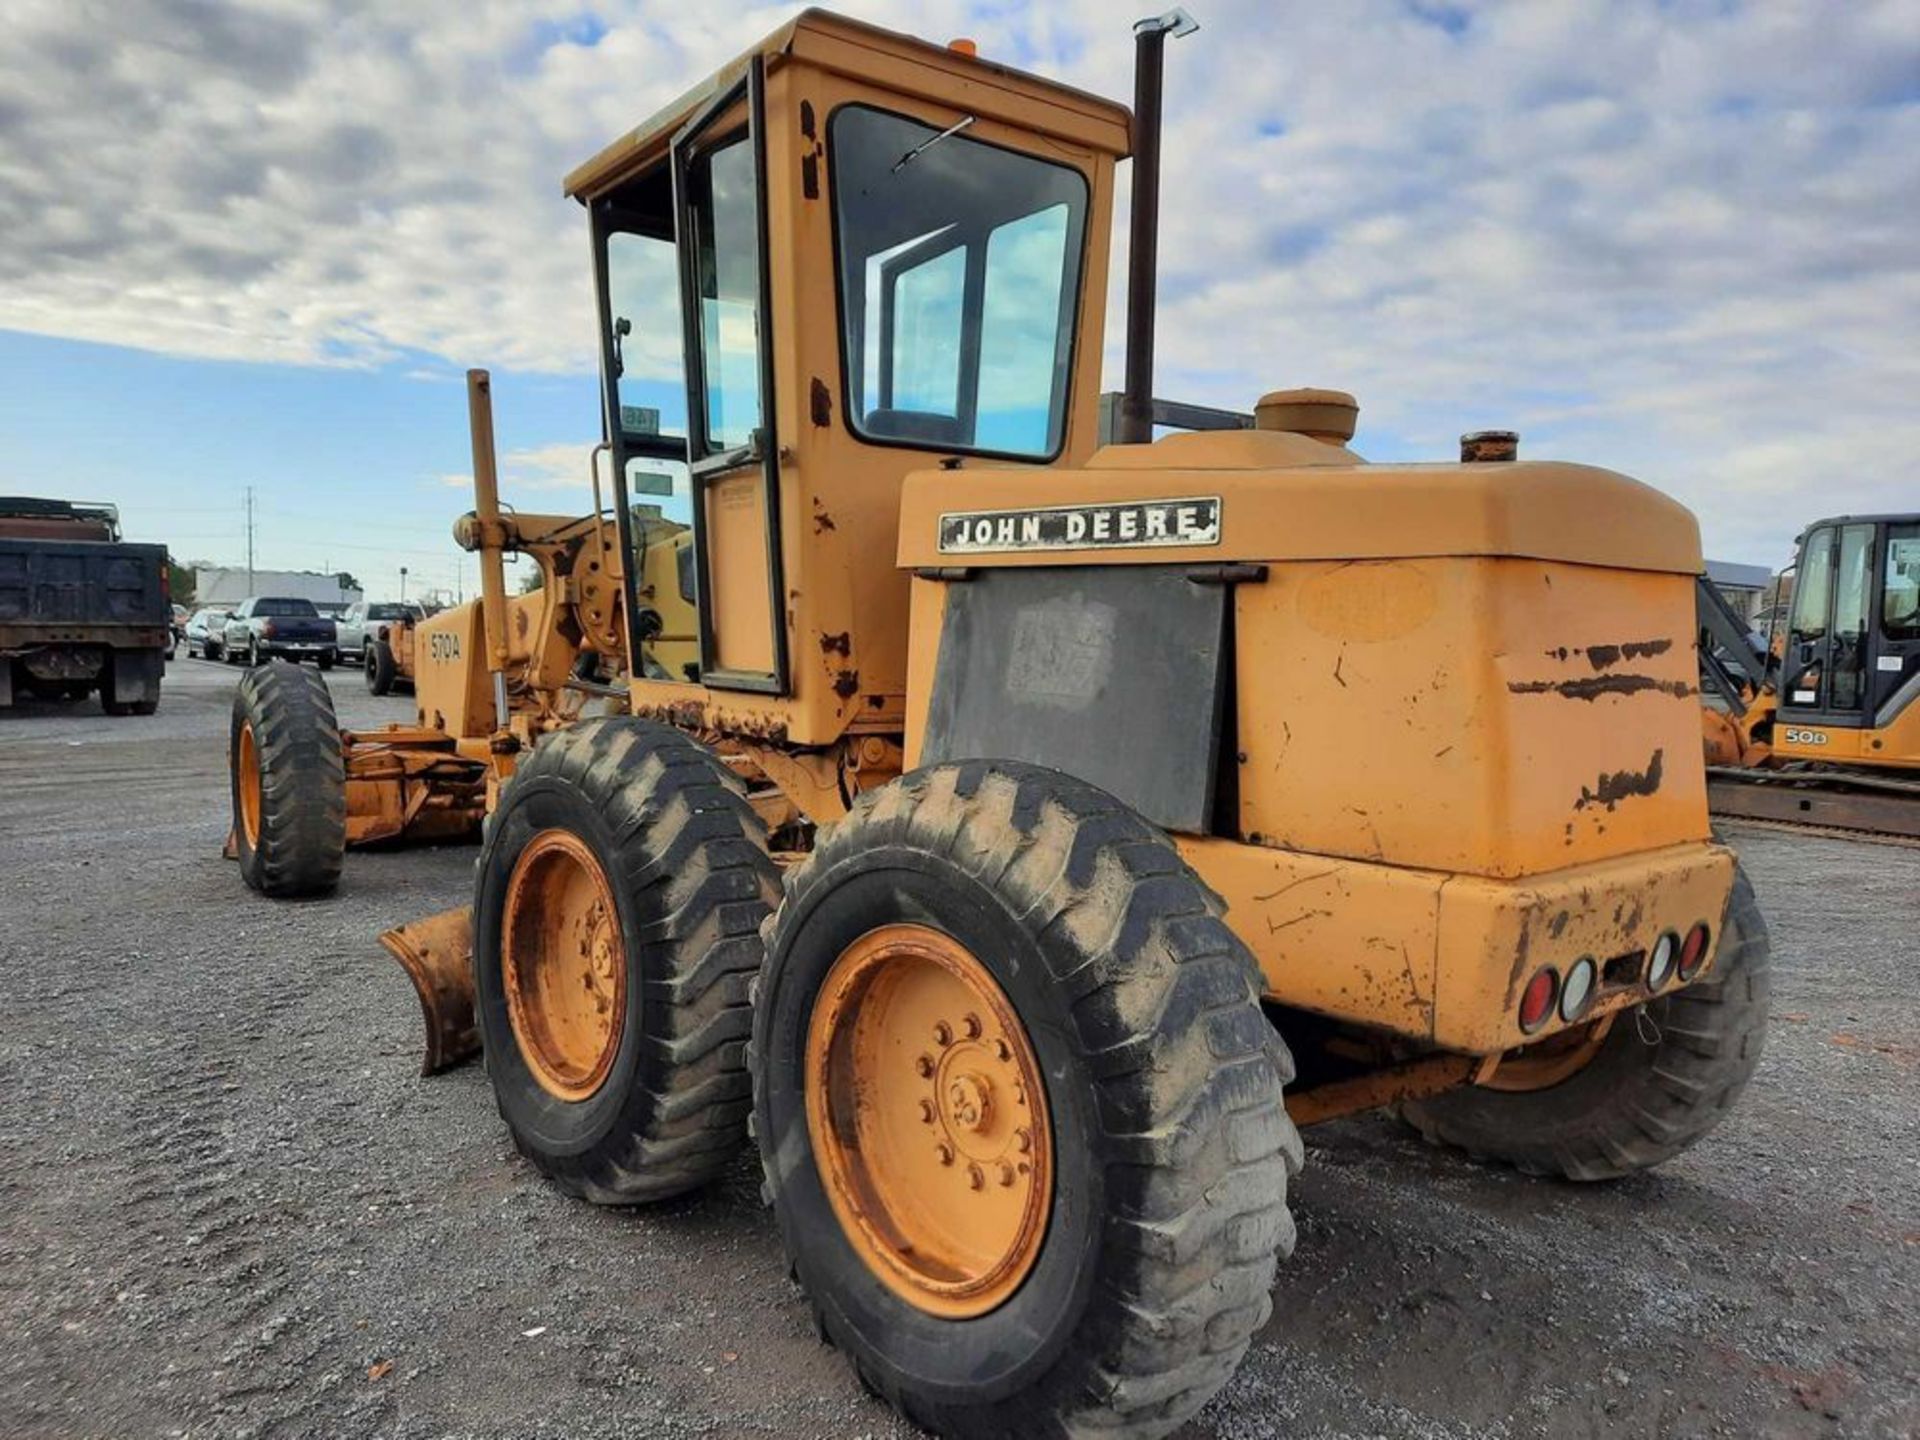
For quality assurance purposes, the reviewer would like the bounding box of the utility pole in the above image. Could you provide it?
[400,565,409,602]
[245,486,256,593]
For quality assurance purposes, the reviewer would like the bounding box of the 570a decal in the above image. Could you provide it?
[428,632,461,662]
[938,497,1221,555]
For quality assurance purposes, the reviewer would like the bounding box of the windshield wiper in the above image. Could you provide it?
[893,115,975,172]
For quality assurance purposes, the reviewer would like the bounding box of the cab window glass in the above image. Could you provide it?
[605,230,687,444]
[1786,527,1833,704]
[690,139,762,452]
[1829,523,1873,711]
[832,105,1088,458]
[1885,527,1920,641]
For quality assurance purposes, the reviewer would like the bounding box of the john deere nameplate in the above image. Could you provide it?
[937,497,1221,555]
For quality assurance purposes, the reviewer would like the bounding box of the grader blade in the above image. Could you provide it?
[380,906,480,1075]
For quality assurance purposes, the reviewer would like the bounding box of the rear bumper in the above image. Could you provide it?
[1181,836,1736,1054]
[260,642,337,660]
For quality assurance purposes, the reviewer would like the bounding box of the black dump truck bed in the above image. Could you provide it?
[0,498,170,714]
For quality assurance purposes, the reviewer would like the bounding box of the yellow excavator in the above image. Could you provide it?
[1699,514,1920,839]
[228,11,1776,1436]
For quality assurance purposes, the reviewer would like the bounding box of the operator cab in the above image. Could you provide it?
[1777,516,1920,750]
[566,11,1128,726]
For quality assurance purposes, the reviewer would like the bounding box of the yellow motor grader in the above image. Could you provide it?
[228,11,1770,1436]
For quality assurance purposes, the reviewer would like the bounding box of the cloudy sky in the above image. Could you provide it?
[2,0,1915,599]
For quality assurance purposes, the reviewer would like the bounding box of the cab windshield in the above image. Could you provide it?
[830,105,1088,460]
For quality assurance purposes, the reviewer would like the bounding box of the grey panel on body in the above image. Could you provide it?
[921,565,1227,833]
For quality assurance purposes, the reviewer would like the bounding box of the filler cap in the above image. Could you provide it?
[1254,388,1358,445]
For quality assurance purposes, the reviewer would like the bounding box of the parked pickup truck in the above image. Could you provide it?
[336,600,424,659]
[0,497,169,715]
[221,597,339,668]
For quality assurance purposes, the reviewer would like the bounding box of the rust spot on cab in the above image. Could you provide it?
[833,669,859,699]
[819,631,850,656]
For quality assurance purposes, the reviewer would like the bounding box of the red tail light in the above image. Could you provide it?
[1518,967,1558,1032]
[262,620,277,639]
[1677,923,1711,981]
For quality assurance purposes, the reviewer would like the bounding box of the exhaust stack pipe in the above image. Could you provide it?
[1117,8,1200,445]
[466,369,513,730]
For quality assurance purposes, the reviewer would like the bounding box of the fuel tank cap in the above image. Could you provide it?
[1254,388,1358,444]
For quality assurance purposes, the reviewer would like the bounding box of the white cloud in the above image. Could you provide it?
[2,0,1915,563]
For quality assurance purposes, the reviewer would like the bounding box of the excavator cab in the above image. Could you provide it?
[1775,515,1920,764]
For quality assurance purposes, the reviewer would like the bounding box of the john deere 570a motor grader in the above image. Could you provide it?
[228,10,1769,1435]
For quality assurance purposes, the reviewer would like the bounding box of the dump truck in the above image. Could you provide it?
[0,497,169,714]
[229,11,1770,1436]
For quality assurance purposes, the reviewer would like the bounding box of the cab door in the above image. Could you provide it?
[1871,521,1920,725]
[1780,522,1875,728]
[670,57,786,694]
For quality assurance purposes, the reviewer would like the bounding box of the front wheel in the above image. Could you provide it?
[365,640,397,695]
[229,662,346,896]
[1402,864,1769,1180]
[473,717,779,1203]
[750,761,1301,1440]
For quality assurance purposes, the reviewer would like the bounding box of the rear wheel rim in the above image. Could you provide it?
[502,828,627,1102]
[237,722,262,846]
[1482,1014,1616,1092]
[805,923,1052,1319]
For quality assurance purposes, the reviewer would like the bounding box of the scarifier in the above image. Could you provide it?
[228,11,1772,1435]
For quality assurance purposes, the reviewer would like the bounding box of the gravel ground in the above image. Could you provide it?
[2,658,1916,1440]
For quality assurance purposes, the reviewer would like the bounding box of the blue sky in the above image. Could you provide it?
[1,0,1915,595]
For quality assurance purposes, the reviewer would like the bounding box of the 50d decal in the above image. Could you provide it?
[938,497,1221,555]
[1782,727,1829,746]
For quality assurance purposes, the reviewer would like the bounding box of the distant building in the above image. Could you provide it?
[1705,559,1771,623]
[195,567,364,608]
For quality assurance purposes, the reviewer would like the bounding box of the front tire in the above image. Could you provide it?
[1402,864,1769,1180]
[750,761,1301,1440]
[229,662,347,896]
[473,717,779,1204]
[365,640,397,695]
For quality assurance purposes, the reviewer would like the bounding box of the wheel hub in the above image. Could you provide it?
[805,924,1052,1319]
[501,829,627,1102]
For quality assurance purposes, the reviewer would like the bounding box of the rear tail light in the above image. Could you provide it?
[1518,967,1559,1033]
[262,620,277,638]
[1647,932,1679,990]
[1559,957,1597,1022]
[1677,922,1711,981]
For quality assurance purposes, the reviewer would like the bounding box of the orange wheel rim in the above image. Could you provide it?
[237,722,262,847]
[805,924,1052,1319]
[502,829,627,1102]
[1482,1013,1616,1092]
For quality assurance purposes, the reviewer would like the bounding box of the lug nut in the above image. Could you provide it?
[915,1053,935,1078]
[993,1039,1011,1061]
[918,1099,936,1124]
[963,1012,983,1039]
[933,1020,953,1047]
[1014,1127,1032,1153]
[935,1142,954,1166]
[997,1163,1015,1187]
[967,1163,985,1190]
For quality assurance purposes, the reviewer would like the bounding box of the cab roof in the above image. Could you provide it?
[563,7,1133,203]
